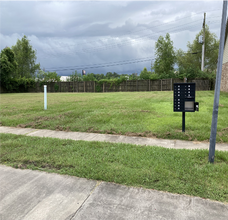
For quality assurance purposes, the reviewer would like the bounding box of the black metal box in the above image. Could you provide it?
[174,83,196,112]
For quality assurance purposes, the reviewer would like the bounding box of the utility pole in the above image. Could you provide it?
[209,0,227,163]
[201,12,206,71]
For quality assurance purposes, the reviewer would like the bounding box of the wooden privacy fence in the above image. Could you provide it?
[29,78,214,93]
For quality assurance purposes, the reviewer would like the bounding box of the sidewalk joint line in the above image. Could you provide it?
[69,181,102,220]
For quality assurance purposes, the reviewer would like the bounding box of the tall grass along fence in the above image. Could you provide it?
[1,78,214,93]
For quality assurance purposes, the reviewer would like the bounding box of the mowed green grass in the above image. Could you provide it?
[1,133,228,202]
[0,91,228,142]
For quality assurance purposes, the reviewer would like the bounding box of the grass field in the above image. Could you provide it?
[1,133,228,203]
[1,92,228,202]
[0,91,228,142]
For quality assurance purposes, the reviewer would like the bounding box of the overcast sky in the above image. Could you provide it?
[0,0,225,76]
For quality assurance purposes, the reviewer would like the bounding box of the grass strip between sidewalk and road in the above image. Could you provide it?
[1,133,228,203]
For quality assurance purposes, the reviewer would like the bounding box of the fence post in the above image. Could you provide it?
[136,80,138,91]
[170,78,172,91]
[103,83,104,92]
[161,80,162,91]
[149,79,150,91]
[84,81,85,93]
[126,80,127,92]
[94,81,95,92]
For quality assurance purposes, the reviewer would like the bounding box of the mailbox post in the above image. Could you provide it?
[174,83,199,132]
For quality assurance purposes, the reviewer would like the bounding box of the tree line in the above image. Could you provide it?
[1,25,218,92]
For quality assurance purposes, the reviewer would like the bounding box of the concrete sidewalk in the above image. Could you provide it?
[1,126,228,151]
[1,165,228,220]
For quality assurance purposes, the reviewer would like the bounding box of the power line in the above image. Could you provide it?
[45,56,154,70]
[45,58,154,72]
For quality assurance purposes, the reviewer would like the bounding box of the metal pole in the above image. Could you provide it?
[44,85,47,110]
[201,12,206,71]
[209,0,227,163]
[182,112,185,132]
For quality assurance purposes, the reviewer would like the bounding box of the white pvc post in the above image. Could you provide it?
[44,85,47,110]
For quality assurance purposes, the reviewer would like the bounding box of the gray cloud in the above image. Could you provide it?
[0,1,223,76]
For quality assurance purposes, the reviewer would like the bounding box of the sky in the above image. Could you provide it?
[0,0,225,76]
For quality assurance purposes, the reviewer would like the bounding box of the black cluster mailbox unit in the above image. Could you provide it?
[174,83,199,132]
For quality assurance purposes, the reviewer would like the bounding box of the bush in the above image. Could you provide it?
[1,77,36,93]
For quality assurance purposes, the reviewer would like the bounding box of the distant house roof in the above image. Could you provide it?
[60,76,69,81]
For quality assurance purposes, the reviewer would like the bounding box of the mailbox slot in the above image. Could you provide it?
[185,101,194,111]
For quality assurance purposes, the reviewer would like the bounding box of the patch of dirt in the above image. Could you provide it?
[34,116,51,121]
[40,163,58,170]
[15,161,59,170]
[55,125,64,131]
[105,130,118,135]
[185,133,192,141]
[17,124,26,128]
[17,122,38,129]
[125,131,156,138]
[56,115,64,119]
[219,104,224,107]
[55,126,71,132]
[221,127,228,131]
[63,111,73,116]
[86,127,102,133]
[17,164,27,169]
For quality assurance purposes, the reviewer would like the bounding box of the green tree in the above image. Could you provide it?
[36,70,60,82]
[12,35,40,78]
[154,33,176,75]
[83,73,97,81]
[140,67,151,80]
[176,25,219,73]
[94,73,105,81]
[0,47,18,89]
[129,73,139,80]
[105,72,120,79]
[139,67,159,80]
[67,70,83,82]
